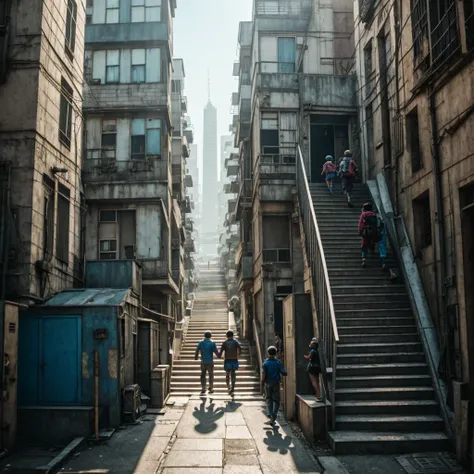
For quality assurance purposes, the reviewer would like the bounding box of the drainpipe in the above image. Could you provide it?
[393,0,401,215]
[0,162,12,452]
[0,0,12,84]
[429,88,449,377]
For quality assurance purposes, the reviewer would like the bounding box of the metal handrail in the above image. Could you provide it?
[296,145,339,428]
[252,317,264,394]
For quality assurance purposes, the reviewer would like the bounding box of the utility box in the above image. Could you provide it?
[151,365,169,408]
[282,293,313,420]
[138,318,160,397]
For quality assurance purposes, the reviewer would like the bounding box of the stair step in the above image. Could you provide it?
[338,342,422,354]
[333,294,410,304]
[337,317,415,327]
[335,415,445,432]
[338,325,416,335]
[337,363,429,376]
[339,333,419,343]
[337,352,426,364]
[331,285,405,295]
[335,399,440,416]
[328,431,450,454]
[336,308,412,317]
[335,386,435,401]
[337,375,433,389]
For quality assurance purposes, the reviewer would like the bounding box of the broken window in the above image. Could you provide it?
[56,184,70,264]
[65,0,77,56]
[131,49,146,83]
[413,192,432,250]
[101,120,117,150]
[59,78,73,148]
[131,0,161,22]
[106,50,120,83]
[106,0,119,23]
[43,175,55,261]
[406,107,423,173]
[260,112,279,155]
[131,118,161,158]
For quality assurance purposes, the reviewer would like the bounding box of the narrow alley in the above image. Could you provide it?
[58,264,322,474]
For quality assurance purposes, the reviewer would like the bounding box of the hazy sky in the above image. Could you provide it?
[174,0,253,172]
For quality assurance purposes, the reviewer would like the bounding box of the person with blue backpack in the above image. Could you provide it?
[358,203,385,268]
[338,150,358,207]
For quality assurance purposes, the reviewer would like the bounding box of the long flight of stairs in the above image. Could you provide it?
[309,183,450,454]
[170,265,261,399]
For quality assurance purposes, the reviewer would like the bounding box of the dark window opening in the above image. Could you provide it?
[406,107,423,173]
[413,191,432,250]
[364,39,374,96]
[262,215,291,263]
[102,120,117,150]
[59,78,73,148]
[366,104,374,172]
[100,210,117,222]
[56,184,70,264]
[65,0,77,57]
[43,175,55,261]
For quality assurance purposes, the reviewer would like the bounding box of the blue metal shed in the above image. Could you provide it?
[18,288,139,442]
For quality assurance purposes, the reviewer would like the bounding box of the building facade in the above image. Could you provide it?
[0,0,86,304]
[233,0,356,349]
[354,0,474,462]
[201,100,218,257]
[82,0,179,360]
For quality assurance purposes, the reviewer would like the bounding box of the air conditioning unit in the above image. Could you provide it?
[123,384,141,422]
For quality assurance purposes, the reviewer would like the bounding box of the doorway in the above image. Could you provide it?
[310,115,351,183]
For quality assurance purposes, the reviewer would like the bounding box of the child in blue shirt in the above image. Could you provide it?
[261,346,287,426]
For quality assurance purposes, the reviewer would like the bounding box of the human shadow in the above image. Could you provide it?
[193,400,225,434]
[263,426,294,455]
[225,400,242,413]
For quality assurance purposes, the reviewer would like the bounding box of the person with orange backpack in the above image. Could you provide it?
[321,155,337,194]
[338,150,358,207]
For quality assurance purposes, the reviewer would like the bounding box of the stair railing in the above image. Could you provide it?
[296,145,339,428]
[252,317,264,393]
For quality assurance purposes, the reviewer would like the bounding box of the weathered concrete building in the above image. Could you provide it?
[0,0,86,304]
[82,0,180,356]
[354,0,474,462]
[233,0,356,349]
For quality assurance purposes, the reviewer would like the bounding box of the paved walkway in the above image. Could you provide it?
[62,398,322,474]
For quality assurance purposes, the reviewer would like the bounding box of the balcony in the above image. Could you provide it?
[300,75,357,111]
[254,152,296,181]
[226,156,239,177]
[185,174,193,187]
[86,21,170,45]
[225,181,239,194]
[255,0,312,16]
[83,150,169,184]
[83,82,169,111]
[140,258,179,295]
[228,199,237,214]
[236,178,252,219]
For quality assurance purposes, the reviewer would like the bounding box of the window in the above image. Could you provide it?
[131,118,161,158]
[100,210,117,222]
[56,184,70,264]
[364,40,374,96]
[277,37,296,72]
[106,50,120,83]
[131,0,161,22]
[171,79,181,93]
[106,0,119,23]
[43,175,55,260]
[131,49,146,83]
[99,210,136,260]
[100,239,118,259]
[99,210,117,259]
[260,112,279,155]
[262,215,291,262]
[65,0,77,56]
[102,120,117,149]
[365,104,374,171]
[413,192,432,250]
[59,78,73,148]
[406,107,423,173]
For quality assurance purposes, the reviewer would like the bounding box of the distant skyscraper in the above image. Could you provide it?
[202,100,218,256]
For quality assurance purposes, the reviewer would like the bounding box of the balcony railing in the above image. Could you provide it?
[253,150,297,185]
[296,145,338,428]
[83,150,169,183]
[255,0,312,16]
[262,248,291,263]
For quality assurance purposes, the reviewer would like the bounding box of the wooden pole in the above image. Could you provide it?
[94,350,99,441]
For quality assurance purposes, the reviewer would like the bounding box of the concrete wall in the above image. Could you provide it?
[0,0,86,302]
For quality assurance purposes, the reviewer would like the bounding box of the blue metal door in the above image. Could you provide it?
[40,316,82,405]
[278,37,296,72]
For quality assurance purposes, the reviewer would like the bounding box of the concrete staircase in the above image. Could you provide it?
[309,183,450,454]
[170,265,261,399]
